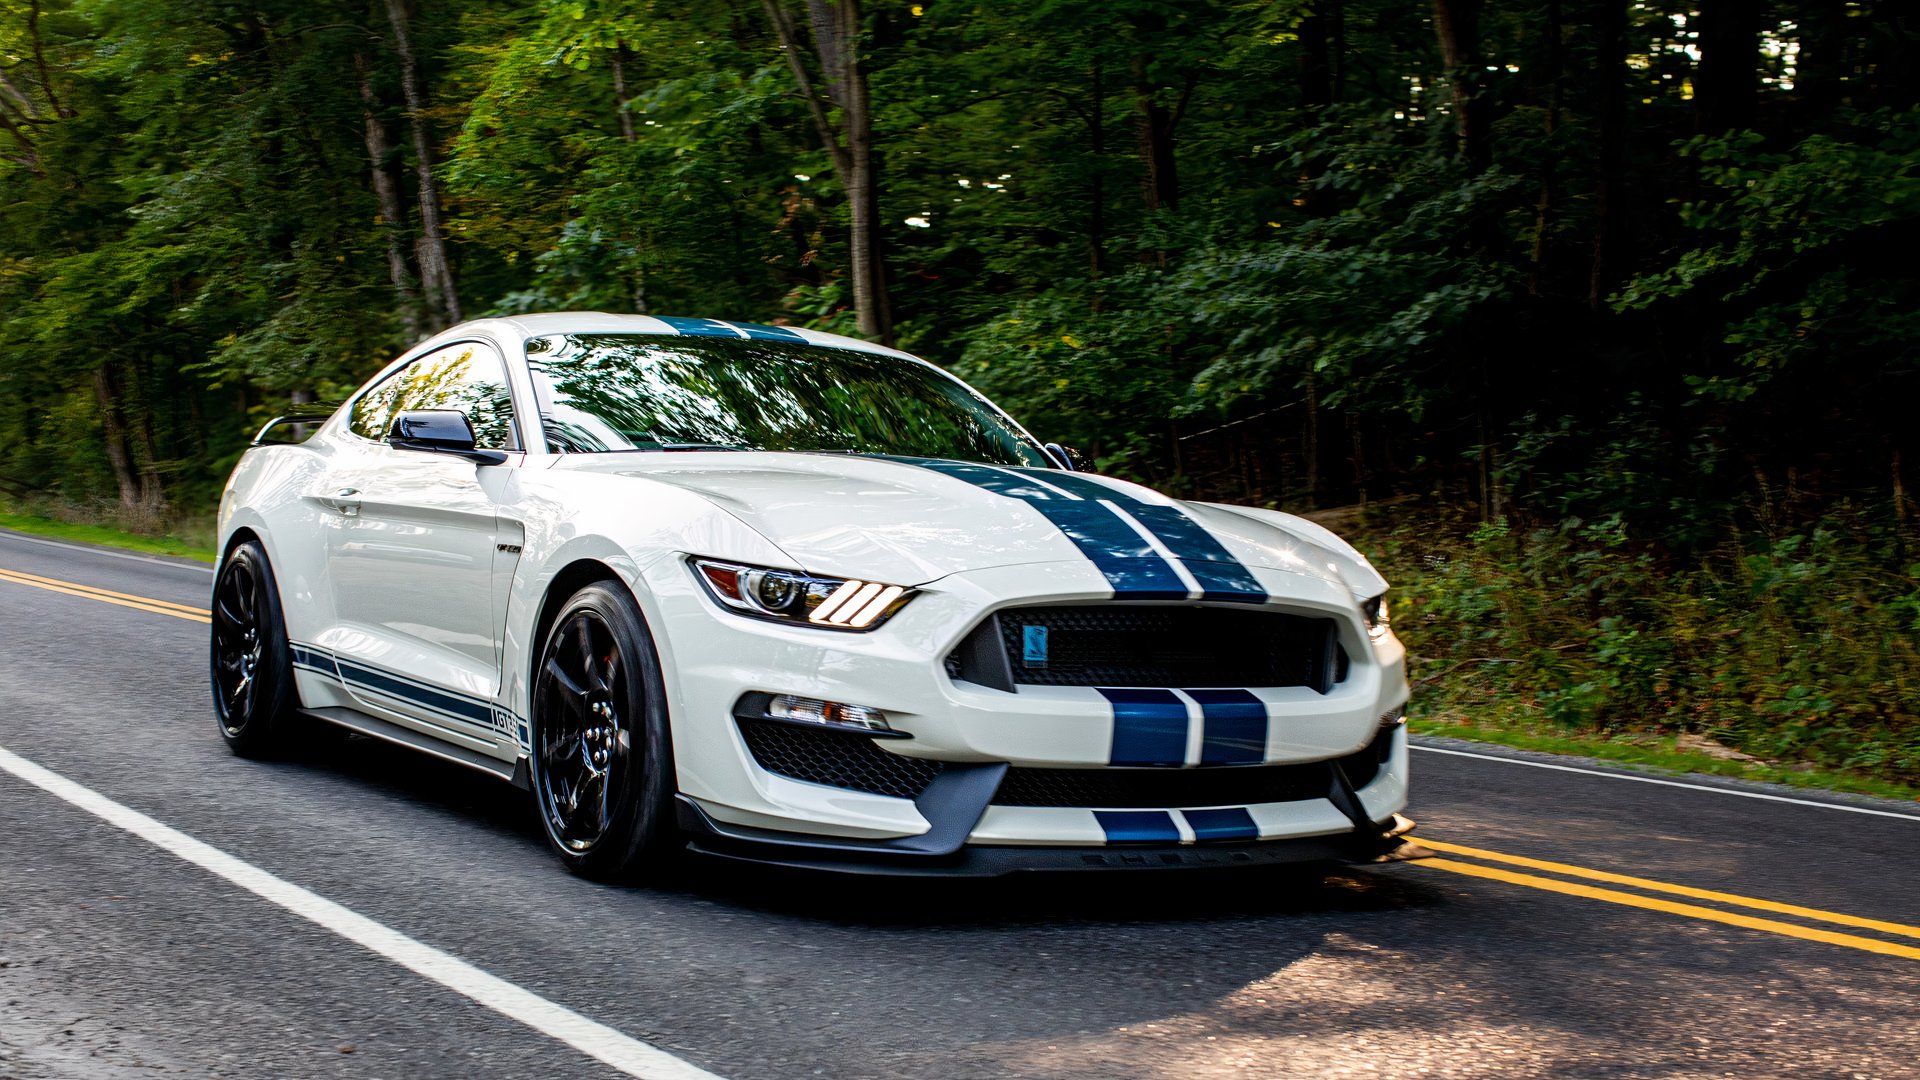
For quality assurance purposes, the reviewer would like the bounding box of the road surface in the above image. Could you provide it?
[0,527,1915,1078]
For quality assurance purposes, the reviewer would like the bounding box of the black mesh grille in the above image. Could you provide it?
[736,718,942,799]
[993,761,1330,808]
[965,605,1345,690]
[991,734,1392,809]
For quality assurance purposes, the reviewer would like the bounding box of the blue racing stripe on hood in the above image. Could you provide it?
[892,458,1189,600]
[1017,470,1268,603]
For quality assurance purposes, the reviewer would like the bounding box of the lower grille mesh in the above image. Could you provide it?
[736,718,942,799]
[992,761,1329,808]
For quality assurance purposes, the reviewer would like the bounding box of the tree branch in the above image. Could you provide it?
[758,0,850,176]
[26,0,71,119]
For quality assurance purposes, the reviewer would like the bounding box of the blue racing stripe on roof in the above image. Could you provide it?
[729,321,807,343]
[1099,687,1190,766]
[1187,688,1268,765]
[896,459,1188,600]
[1182,807,1259,842]
[1094,810,1183,845]
[654,316,744,338]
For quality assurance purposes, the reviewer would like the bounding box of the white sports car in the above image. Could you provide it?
[214,312,1418,878]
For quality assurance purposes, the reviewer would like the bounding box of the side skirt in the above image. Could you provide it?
[301,706,528,788]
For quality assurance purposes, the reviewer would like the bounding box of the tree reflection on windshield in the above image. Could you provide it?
[525,333,1051,467]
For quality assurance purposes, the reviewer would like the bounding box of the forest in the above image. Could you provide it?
[1,1,1916,787]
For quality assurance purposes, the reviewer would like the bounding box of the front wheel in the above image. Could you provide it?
[529,581,678,881]
[210,540,300,756]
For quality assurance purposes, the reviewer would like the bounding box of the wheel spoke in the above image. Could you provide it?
[543,656,591,701]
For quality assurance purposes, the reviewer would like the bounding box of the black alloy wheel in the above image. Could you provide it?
[530,582,677,880]
[210,540,299,755]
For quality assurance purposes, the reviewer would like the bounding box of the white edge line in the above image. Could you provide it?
[1412,742,1920,823]
[0,528,216,573]
[0,743,723,1080]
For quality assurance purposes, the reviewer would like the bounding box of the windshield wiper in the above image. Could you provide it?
[654,442,750,452]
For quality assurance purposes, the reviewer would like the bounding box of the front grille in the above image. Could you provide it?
[736,717,942,799]
[951,605,1346,691]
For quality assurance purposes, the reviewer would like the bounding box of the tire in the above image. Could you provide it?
[528,581,679,881]
[210,539,302,757]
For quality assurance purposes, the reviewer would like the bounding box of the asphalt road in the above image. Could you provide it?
[1,526,1916,1079]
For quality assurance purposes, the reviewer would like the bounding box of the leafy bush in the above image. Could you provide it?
[1369,507,1920,784]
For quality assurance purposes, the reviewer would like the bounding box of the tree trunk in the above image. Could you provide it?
[1694,0,1760,134]
[382,0,461,329]
[612,42,637,142]
[1088,57,1107,279]
[1431,0,1490,174]
[1528,0,1562,294]
[1131,56,1187,212]
[1588,0,1628,312]
[93,366,152,521]
[761,0,892,345]
[355,51,424,342]
[1295,0,1341,212]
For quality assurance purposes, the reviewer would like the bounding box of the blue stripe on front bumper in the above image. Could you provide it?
[1094,810,1183,844]
[1182,807,1260,842]
[1188,688,1268,765]
[1098,687,1189,766]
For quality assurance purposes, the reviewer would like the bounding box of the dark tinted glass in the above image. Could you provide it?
[524,334,1050,467]
[349,343,516,449]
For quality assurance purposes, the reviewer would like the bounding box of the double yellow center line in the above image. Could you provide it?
[3,561,1916,961]
[0,565,210,623]
[1413,838,1920,961]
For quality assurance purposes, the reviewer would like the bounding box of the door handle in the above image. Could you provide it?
[320,487,361,516]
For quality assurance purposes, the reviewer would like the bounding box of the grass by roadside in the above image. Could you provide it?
[1410,715,1920,805]
[0,510,218,563]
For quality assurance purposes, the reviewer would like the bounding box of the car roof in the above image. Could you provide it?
[466,312,922,362]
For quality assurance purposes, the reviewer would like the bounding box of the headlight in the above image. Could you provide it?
[1362,593,1391,640]
[690,557,912,631]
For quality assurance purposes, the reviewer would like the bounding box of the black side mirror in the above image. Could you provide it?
[1044,442,1084,472]
[387,409,506,465]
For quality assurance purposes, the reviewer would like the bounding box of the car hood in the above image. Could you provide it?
[551,452,1385,596]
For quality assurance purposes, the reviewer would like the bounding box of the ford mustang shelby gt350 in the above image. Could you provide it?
[213,313,1418,878]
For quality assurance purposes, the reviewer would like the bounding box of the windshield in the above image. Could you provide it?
[524,333,1052,467]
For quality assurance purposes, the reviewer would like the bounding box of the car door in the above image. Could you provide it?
[319,341,523,751]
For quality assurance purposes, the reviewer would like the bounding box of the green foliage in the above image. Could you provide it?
[1378,509,1920,783]
[2,0,1918,782]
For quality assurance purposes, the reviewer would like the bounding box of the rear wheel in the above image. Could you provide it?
[210,540,300,756]
[529,581,678,881]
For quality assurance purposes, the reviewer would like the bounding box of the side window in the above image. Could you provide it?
[347,343,517,449]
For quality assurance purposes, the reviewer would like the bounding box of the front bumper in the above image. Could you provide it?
[677,797,1427,877]
[640,556,1416,868]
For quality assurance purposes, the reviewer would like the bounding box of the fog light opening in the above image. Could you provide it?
[1379,705,1406,728]
[768,694,894,734]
